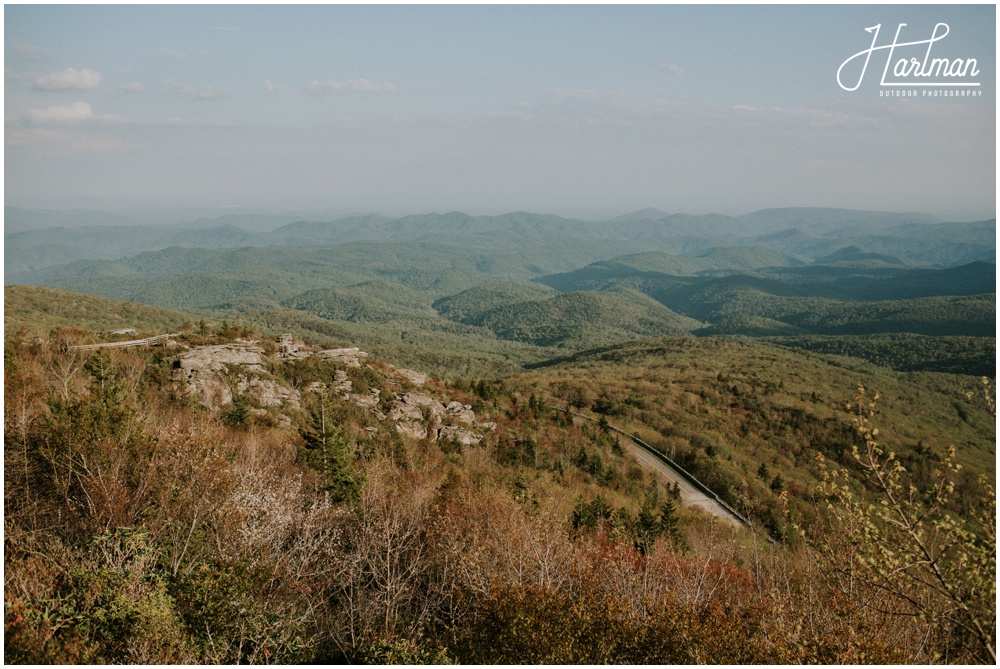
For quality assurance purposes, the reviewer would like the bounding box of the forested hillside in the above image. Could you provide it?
[6,205,994,381]
[6,210,995,379]
[4,323,994,663]
[5,206,995,663]
[7,207,994,278]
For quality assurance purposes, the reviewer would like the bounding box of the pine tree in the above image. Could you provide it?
[659,497,681,545]
[300,397,360,504]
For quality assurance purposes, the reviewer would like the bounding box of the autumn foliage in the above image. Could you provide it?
[4,334,994,663]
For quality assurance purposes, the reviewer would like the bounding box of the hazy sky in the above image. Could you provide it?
[4,3,996,220]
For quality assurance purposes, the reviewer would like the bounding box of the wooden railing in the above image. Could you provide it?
[70,334,178,351]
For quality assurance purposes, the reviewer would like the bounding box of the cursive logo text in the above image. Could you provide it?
[838,23,981,92]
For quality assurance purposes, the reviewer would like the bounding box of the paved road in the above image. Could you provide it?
[615,433,743,528]
[559,408,747,529]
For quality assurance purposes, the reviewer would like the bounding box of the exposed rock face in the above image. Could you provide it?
[446,401,476,426]
[438,425,484,446]
[237,377,301,411]
[385,392,486,444]
[396,421,428,441]
[388,393,445,423]
[394,368,427,386]
[314,347,368,368]
[174,342,266,374]
[277,334,309,360]
[168,337,488,444]
[347,389,383,418]
[332,370,352,393]
[355,388,381,406]
[172,341,271,409]
[177,371,233,408]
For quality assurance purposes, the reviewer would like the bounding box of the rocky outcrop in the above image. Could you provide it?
[396,421,429,441]
[332,370,352,393]
[173,342,266,376]
[314,347,368,368]
[385,392,486,445]
[438,425,484,446]
[277,334,309,360]
[172,341,273,410]
[394,368,427,387]
[237,377,301,411]
[446,401,476,426]
[168,336,488,444]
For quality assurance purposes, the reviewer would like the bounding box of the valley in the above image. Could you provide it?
[4,205,995,664]
[6,206,995,378]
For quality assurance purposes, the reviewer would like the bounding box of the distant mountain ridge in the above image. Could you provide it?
[6,206,994,377]
[6,206,993,279]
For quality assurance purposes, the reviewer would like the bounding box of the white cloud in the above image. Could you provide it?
[33,67,102,91]
[265,78,397,95]
[5,127,65,145]
[71,137,124,152]
[167,80,229,101]
[732,103,879,128]
[146,46,205,58]
[655,61,685,77]
[307,78,396,93]
[10,42,55,60]
[27,101,95,124]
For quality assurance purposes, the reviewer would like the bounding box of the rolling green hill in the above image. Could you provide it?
[441,289,702,349]
[283,281,438,324]
[432,282,560,321]
[5,207,994,380]
[525,337,995,481]
[4,285,195,336]
[763,334,996,378]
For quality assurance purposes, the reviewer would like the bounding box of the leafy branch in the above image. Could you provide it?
[808,386,995,663]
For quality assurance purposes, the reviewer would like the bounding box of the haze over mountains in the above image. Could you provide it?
[6,206,994,278]
[6,205,995,381]
[5,204,995,662]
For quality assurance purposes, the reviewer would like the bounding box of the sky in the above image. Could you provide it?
[4,3,996,221]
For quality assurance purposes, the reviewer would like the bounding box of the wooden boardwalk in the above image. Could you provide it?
[70,334,178,351]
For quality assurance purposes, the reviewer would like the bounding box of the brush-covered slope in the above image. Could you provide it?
[4,285,195,336]
[524,337,996,528]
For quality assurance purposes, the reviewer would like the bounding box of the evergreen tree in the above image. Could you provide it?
[85,350,114,391]
[597,413,610,433]
[300,397,360,504]
[770,472,785,492]
[659,497,681,545]
[225,392,250,428]
[635,500,662,553]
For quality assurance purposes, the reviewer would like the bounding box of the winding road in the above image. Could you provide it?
[557,408,750,529]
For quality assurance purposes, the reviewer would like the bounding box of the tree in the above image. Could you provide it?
[769,473,784,492]
[300,396,360,505]
[224,392,250,428]
[809,386,995,663]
